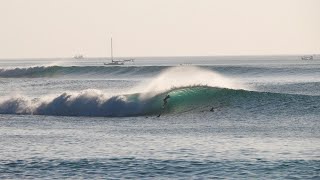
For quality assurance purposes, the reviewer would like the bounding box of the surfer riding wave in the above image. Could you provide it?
[157,94,171,117]
[162,94,170,108]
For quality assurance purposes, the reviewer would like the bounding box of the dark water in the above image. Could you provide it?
[0,57,319,179]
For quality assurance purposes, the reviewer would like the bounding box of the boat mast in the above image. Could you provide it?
[111,37,113,62]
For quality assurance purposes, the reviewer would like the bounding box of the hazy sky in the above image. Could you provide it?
[0,0,319,58]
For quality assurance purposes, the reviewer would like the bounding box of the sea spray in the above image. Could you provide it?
[133,66,247,98]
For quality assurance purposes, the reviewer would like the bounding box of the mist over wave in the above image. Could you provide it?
[133,66,246,97]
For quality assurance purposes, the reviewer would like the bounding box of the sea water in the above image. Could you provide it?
[0,57,319,179]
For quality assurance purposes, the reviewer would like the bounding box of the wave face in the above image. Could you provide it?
[0,86,319,117]
[1,65,319,78]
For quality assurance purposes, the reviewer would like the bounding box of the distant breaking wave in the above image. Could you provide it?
[0,66,165,78]
[0,65,319,78]
[0,86,318,117]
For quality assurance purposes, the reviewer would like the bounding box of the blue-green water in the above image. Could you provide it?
[0,57,319,179]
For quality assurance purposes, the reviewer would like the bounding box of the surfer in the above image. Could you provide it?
[210,107,214,112]
[157,94,171,117]
[162,94,170,108]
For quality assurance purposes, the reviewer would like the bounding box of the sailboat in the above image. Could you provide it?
[104,38,134,65]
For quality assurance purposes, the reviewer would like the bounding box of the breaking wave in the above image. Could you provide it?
[0,86,318,117]
[1,65,319,78]
[0,66,165,78]
[0,65,318,117]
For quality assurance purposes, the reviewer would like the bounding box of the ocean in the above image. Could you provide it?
[0,56,319,179]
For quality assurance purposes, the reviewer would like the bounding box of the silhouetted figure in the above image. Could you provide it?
[162,94,170,108]
[157,94,171,117]
[210,107,214,112]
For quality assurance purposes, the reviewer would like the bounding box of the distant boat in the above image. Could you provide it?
[104,37,134,65]
[74,54,84,59]
[301,55,313,60]
[179,63,192,66]
[104,61,124,65]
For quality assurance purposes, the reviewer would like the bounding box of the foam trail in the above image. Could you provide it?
[0,89,160,117]
[33,89,153,116]
[0,95,32,114]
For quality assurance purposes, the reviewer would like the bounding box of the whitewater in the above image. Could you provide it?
[0,57,319,179]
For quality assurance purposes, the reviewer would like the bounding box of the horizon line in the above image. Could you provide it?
[0,53,319,60]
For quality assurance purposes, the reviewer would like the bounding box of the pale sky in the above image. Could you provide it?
[0,0,319,58]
